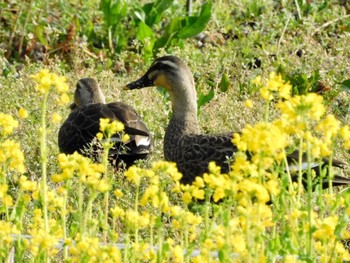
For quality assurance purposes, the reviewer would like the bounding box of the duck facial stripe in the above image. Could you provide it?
[148,69,160,82]
[149,60,179,81]
[153,59,179,70]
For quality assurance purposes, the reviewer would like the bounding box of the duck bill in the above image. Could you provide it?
[124,75,154,90]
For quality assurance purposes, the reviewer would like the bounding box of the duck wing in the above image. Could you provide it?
[286,150,350,188]
[165,133,236,184]
[107,102,152,155]
[58,103,114,155]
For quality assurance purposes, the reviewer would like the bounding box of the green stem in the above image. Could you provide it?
[294,0,302,20]
[78,180,84,236]
[204,187,210,239]
[84,191,97,235]
[283,155,296,205]
[328,152,334,195]
[297,137,304,206]
[124,231,130,263]
[62,189,68,260]
[134,184,140,247]
[2,164,9,221]
[10,190,22,221]
[102,137,111,244]
[40,92,49,234]
[306,141,313,259]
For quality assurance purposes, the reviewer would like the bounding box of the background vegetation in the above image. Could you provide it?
[1,0,350,262]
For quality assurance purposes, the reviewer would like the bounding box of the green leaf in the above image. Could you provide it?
[137,21,154,42]
[133,9,145,22]
[197,89,215,113]
[153,17,181,50]
[342,79,350,91]
[100,0,111,17]
[219,73,230,92]
[144,0,174,26]
[154,0,173,14]
[101,0,128,27]
[177,1,212,39]
[137,22,155,58]
[35,26,47,46]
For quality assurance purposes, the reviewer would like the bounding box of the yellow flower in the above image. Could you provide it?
[96,132,103,141]
[0,221,19,247]
[122,134,130,143]
[140,184,159,207]
[186,211,203,225]
[233,122,288,157]
[313,215,338,240]
[0,184,8,198]
[239,179,270,204]
[99,118,124,135]
[244,99,254,109]
[152,161,182,182]
[111,206,125,218]
[19,176,38,191]
[31,70,69,95]
[31,69,53,94]
[252,75,262,86]
[277,93,325,122]
[260,86,273,101]
[55,152,105,189]
[170,205,182,217]
[18,107,29,119]
[0,112,19,136]
[266,179,280,197]
[51,112,62,124]
[316,114,340,140]
[95,180,110,193]
[231,234,247,254]
[114,189,124,198]
[57,93,70,105]
[124,165,141,186]
[2,195,13,206]
[51,74,69,93]
[172,245,184,263]
[191,187,205,200]
[182,191,192,204]
[0,139,25,173]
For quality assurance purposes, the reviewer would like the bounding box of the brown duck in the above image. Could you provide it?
[125,55,350,188]
[58,78,152,167]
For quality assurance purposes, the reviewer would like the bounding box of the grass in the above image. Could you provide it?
[1,0,350,262]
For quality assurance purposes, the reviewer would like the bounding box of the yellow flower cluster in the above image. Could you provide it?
[18,107,28,119]
[0,139,25,173]
[233,122,288,162]
[277,93,325,122]
[99,118,124,137]
[0,112,18,137]
[31,69,69,95]
[256,72,292,101]
[53,152,106,192]
[24,209,62,257]
[0,220,19,248]
[69,237,122,262]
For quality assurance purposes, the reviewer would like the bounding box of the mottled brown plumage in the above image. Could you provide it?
[59,78,152,167]
[125,55,350,187]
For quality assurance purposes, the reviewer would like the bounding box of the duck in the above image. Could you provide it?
[58,77,152,168]
[124,55,350,187]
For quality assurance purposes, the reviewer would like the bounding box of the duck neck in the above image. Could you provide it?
[167,111,200,136]
[167,79,200,136]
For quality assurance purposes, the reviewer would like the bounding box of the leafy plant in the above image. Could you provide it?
[135,0,212,59]
[100,0,128,54]
[277,66,323,95]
